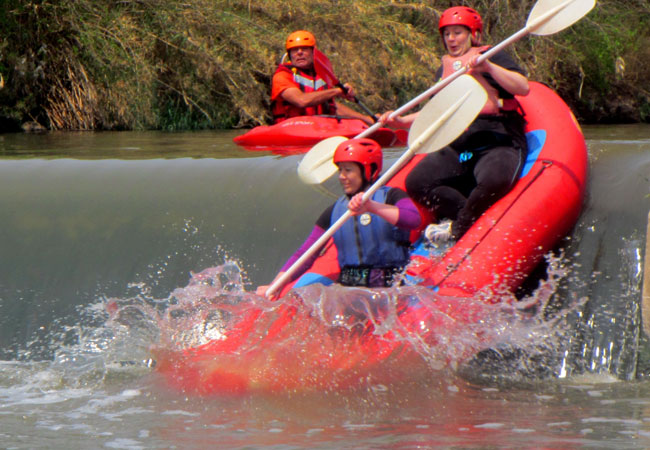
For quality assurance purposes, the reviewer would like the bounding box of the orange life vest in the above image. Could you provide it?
[271,64,335,123]
[441,46,519,115]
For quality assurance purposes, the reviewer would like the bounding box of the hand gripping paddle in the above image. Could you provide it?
[267,75,488,297]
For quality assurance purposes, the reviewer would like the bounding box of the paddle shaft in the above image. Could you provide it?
[266,91,473,297]
[356,0,581,140]
[336,82,377,122]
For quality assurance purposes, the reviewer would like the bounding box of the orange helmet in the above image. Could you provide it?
[333,138,383,182]
[286,30,316,50]
[439,6,483,45]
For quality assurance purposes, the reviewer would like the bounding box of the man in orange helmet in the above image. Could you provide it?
[270,30,373,124]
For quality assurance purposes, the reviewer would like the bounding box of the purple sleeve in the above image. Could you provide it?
[279,225,326,281]
[395,197,421,230]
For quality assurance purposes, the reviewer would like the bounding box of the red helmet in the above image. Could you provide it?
[333,138,383,182]
[438,6,483,44]
[286,30,316,50]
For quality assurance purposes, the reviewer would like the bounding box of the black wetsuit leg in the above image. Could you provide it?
[404,146,471,221]
[452,145,524,238]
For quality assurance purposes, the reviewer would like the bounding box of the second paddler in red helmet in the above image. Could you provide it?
[257,138,421,298]
[271,30,374,124]
[381,6,530,243]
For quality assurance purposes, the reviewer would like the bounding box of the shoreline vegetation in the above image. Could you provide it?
[0,0,648,133]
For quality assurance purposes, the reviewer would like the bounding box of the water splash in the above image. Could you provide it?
[20,251,592,395]
[140,254,586,394]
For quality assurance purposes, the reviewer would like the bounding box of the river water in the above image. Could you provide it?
[0,125,649,448]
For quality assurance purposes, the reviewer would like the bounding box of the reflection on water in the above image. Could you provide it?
[0,129,250,159]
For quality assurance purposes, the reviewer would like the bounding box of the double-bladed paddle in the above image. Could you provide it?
[298,0,596,185]
[266,74,487,297]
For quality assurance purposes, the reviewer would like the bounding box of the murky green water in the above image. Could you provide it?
[0,124,649,448]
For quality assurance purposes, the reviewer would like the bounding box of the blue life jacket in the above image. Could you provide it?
[332,187,411,269]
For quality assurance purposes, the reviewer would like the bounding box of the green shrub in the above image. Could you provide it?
[0,0,648,131]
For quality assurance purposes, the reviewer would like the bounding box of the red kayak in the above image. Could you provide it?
[233,115,407,152]
[156,82,588,395]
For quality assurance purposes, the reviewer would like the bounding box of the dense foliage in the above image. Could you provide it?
[0,0,648,131]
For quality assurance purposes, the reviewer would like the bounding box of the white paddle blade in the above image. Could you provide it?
[297,136,348,184]
[527,0,595,36]
[408,74,488,154]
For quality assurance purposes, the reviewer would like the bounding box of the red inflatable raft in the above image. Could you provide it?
[287,82,588,297]
[233,115,407,152]
[156,82,588,395]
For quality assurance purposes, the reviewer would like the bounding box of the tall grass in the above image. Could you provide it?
[0,0,648,131]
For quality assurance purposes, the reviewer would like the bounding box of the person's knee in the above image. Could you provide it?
[404,174,423,198]
[475,154,519,192]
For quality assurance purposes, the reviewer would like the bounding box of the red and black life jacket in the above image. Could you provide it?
[271,64,336,123]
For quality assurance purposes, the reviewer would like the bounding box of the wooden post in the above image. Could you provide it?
[641,213,650,336]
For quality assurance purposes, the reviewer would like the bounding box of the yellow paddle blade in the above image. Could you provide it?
[297,136,348,184]
[527,0,596,36]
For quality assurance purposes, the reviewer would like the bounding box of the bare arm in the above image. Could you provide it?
[281,85,373,123]
[378,110,418,129]
[470,56,529,96]
[334,102,374,124]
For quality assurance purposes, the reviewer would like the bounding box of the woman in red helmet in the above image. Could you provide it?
[382,6,529,242]
[271,30,373,124]
[257,138,421,297]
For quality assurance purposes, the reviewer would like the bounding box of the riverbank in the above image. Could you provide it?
[1,0,648,132]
